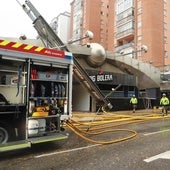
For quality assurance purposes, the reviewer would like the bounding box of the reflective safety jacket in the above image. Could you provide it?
[160,97,169,106]
[130,97,138,104]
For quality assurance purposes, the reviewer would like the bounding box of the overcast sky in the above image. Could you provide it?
[0,0,71,39]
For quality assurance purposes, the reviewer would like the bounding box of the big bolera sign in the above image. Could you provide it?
[89,74,113,82]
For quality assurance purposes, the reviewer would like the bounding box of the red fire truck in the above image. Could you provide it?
[0,39,73,152]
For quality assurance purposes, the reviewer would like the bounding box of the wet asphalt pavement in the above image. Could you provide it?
[1,110,170,170]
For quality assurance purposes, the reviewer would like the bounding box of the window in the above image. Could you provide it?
[164,9,167,16]
[116,0,133,14]
[101,2,105,6]
[117,21,133,33]
[164,51,168,58]
[137,50,142,57]
[137,7,142,14]
[117,0,124,14]
[164,36,167,44]
[100,28,104,33]
[101,11,104,15]
[100,20,104,24]
[138,21,142,28]
[164,22,167,29]
[124,0,133,9]
[137,35,142,41]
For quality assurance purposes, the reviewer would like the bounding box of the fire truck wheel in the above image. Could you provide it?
[0,127,9,144]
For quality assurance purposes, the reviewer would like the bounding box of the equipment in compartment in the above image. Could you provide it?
[29,82,66,98]
[57,83,66,97]
[1,75,20,85]
[29,100,62,117]
[28,65,68,137]
[28,116,60,137]
[29,100,35,114]
[30,83,35,97]
[28,119,38,136]
[37,71,58,80]
[28,119,46,136]
[41,84,46,97]
[51,82,55,97]
[37,71,68,81]
[61,84,66,97]
[54,84,58,97]
[31,105,49,117]
[31,68,37,79]
[58,73,68,81]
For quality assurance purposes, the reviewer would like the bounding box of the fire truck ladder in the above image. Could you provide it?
[17,0,113,109]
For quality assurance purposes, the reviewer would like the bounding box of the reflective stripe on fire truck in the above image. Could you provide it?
[35,46,44,52]
[0,40,9,46]
[0,142,31,152]
[0,39,66,59]
[24,45,33,50]
[29,134,68,144]
[12,42,22,48]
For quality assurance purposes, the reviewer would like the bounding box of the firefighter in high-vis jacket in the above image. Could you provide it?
[160,93,169,115]
[130,95,138,113]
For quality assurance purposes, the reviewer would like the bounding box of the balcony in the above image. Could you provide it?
[116,28,135,40]
[116,15,135,27]
[116,7,135,25]
[115,42,134,53]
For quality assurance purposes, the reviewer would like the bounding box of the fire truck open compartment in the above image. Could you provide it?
[0,59,27,144]
[0,40,73,152]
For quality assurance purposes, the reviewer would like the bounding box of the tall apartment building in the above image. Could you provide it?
[70,0,114,48]
[115,0,167,71]
[69,0,170,110]
[70,0,170,73]
[50,12,71,44]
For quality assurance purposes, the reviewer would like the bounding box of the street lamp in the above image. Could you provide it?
[54,30,94,49]
[141,45,148,53]
[84,30,94,40]
[68,30,94,44]
[119,45,148,56]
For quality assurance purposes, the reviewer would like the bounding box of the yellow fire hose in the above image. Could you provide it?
[65,120,137,145]
[65,111,170,145]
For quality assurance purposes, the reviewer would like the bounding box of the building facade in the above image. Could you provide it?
[69,0,168,111]
[70,0,115,48]
[70,0,170,73]
[115,0,165,70]
[50,11,71,44]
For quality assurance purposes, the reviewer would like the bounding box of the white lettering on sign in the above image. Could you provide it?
[89,76,96,82]
[90,74,113,82]
[97,74,113,82]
